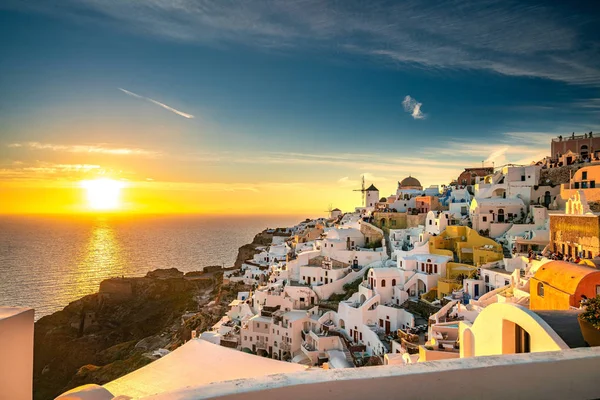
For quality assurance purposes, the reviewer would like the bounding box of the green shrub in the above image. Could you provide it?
[580,295,600,330]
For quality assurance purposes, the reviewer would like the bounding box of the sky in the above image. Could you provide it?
[1,0,599,215]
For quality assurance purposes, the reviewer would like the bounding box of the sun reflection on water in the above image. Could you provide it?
[68,219,126,300]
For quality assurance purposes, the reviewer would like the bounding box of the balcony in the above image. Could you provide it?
[256,340,268,350]
[301,342,319,363]
[552,134,591,142]
[279,342,291,352]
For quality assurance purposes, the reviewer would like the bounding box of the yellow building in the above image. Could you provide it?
[459,303,585,357]
[372,212,407,230]
[429,226,503,266]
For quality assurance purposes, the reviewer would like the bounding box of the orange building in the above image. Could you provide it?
[560,165,600,203]
[456,167,493,186]
[414,195,441,214]
[530,261,600,310]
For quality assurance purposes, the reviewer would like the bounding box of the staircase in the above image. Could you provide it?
[384,230,393,258]
[329,329,355,366]
[341,339,354,365]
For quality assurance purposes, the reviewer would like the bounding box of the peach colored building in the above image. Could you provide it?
[529,261,600,310]
[551,133,600,162]
[414,195,440,214]
[560,165,600,203]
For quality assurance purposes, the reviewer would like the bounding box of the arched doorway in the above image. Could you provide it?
[359,294,367,304]
[339,319,346,329]
[380,218,386,227]
[544,191,551,208]
[417,279,426,295]
[498,209,505,223]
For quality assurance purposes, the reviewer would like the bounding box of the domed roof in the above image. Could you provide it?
[400,176,422,188]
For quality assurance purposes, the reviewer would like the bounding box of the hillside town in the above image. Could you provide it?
[5,133,600,399]
[193,132,600,367]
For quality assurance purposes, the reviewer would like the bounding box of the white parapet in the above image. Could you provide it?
[0,307,34,400]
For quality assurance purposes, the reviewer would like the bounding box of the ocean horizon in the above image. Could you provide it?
[0,214,305,320]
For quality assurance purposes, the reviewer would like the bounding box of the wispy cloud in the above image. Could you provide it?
[402,95,425,120]
[118,88,194,119]
[8,142,160,157]
[0,161,103,181]
[6,1,600,86]
[338,173,387,188]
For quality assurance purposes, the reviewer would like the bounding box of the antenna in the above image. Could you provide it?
[353,175,366,207]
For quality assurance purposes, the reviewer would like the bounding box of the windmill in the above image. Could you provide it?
[353,175,366,207]
[324,203,333,218]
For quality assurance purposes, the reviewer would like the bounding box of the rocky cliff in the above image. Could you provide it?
[33,268,250,399]
[231,230,275,269]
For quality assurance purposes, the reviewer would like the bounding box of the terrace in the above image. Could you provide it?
[552,133,594,142]
[307,256,349,269]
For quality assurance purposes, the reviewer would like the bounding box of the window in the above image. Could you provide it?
[591,181,596,188]
[392,279,396,286]
[537,282,544,297]
[515,325,531,354]
[482,216,487,222]
[575,182,580,189]
[429,220,432,225]
[505,280,510,286]
[582,171,588,180]
[484,275,489,283]
[521,175,526,181]
[381,279,386,287]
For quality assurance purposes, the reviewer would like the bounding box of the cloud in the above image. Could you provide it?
[8,142,160,157]
[118,88,194,119]
[5,1,600,86]
[402,95,425,120]
[0,161,103,181]
[337,173,387,188]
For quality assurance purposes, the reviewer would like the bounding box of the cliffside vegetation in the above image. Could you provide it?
[33,269,250,399]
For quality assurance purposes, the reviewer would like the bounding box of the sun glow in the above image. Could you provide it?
[81,179,125,210]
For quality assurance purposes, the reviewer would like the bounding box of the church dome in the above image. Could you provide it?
[400,176,422,188]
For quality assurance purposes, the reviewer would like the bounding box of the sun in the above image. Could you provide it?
[81,179,125,210]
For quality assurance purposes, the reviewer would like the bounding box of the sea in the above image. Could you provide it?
[0,214,304,320]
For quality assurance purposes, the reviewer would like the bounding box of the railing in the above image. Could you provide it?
[552,134,592,142]
[256,341,268,350]
[279,342,291,351]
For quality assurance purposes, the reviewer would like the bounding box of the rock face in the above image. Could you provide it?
[33,269,225,400]
[232,230,275,269]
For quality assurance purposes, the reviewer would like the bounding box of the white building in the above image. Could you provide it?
[425,211,460,235]
[470,197,526,235]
